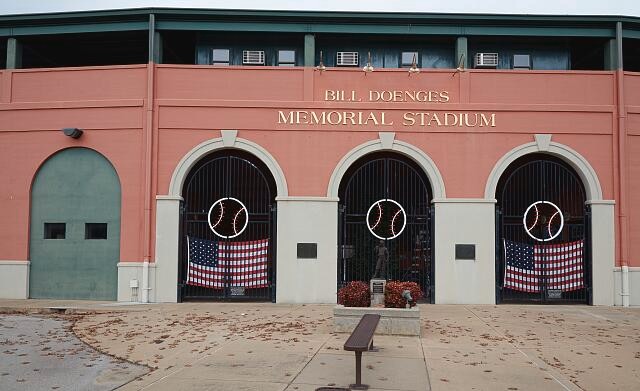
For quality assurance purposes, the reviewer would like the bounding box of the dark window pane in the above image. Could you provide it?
[513,54,531,69]
[278,50,296,64]
[85,223,108,240]
[44,223,65,239]
[401,51,418,67]
[212,49,230,64]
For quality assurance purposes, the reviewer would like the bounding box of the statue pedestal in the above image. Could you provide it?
[370,279,386,306]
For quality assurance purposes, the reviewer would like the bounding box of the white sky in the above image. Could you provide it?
[0,0,639,17]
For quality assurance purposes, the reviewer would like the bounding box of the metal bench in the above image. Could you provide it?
[343,314,381,390]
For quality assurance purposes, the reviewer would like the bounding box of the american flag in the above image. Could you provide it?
[503,239,584,293]
[187,236,269,289]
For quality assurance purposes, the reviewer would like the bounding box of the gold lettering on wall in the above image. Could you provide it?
[277,90,496,128]
[277,110,496,128]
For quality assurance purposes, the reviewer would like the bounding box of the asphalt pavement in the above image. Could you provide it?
[0,314,148,391]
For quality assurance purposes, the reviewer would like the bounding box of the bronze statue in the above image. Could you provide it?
[373,239,389,279]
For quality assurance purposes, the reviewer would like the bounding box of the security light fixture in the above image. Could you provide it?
[362,52,374,73]
[408,53,420,75]
[316,50,326,72]
[62,127,83,139]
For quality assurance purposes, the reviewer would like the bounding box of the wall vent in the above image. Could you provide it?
[242,50,265,65]
[336,51,359,66]
[474,52,498,68]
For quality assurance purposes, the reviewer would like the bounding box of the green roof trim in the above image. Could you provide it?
[5,21,148,36]
[0,7,637,39]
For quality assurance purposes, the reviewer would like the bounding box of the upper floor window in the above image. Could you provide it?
[211,49,230,66]
[513,54,531,69]
[278,50,296,66]
[401,51,419,67]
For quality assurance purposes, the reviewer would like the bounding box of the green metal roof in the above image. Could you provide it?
[0,7,638,38]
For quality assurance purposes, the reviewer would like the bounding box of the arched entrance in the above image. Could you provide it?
[29,148,121,300]
[338,152,433,302]
[178,149,277,301]
[495,153,591,303]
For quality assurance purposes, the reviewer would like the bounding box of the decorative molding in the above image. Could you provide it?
[327,138,446,199]
[0,260,30,265]
[168,136,288,197]
[432,198,497,204]
[156,195,183,201]
[117,262,157,268]
[221,129,238,147]
[485,141,603,201]
[586,200,616,205]
[534,134,552,151]
[614,267,640,271]
[276,196,340,202]
[378,132,395,149]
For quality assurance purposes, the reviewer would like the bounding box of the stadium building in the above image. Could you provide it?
[0,7,639,306]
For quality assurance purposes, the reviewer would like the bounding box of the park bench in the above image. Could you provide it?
[343,313,381,390]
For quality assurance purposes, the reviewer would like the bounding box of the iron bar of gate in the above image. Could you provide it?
[498,157,589,304]
[338,155,432,302]
[179,154,275,301]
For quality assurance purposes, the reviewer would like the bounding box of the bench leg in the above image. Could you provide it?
[369,339,378,352]
[350,351,369,390]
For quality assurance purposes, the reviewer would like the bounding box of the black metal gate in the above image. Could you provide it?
[338,153,434,302]
[496,154,591,304]
[178,150,277,301]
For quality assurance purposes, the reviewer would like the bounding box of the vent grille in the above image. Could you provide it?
[474,53,498,68]
[336,51,359,66]
[243,50,265,65]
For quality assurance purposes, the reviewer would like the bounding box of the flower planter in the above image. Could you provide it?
[333,305,421,336]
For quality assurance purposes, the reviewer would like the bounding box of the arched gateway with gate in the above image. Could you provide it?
[338,152,434,302]
[178,150,277,301]
[495,153,591,304]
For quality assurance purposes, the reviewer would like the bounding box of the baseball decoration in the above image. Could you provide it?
[207,197,249,239]
[366,199,407,240]
[523,200,564,242]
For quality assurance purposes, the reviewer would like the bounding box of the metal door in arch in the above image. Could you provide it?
[179,150,277,302]
[338,152,434,303]
[30,148,121,300]
[495,154,591,304]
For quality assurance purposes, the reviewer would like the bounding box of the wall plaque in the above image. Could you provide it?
[297,243,318,259]
[455,244,476,260]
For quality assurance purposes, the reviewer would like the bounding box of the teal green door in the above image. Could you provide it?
[29,148,121,300]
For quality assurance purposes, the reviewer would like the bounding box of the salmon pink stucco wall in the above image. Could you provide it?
[0,66,147,264]
[1,65,638,268]
[625,73,640,267]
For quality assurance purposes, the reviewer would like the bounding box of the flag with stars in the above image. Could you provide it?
[504,239,539,292]
[187,236,269,289]
[503,239,584,293]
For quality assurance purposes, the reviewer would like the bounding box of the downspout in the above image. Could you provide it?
[615,22,630,307]
[141,14,156,303]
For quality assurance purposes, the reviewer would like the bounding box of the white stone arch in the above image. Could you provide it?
[168,132,288,197]
[327,132,446,199]
[484,139,603,201]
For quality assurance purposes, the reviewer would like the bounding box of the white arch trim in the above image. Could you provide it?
[168,136,288,197]
[484,141,603,201]
[327,137,446,199]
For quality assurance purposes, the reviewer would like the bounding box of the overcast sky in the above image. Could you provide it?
[0,0,639,17]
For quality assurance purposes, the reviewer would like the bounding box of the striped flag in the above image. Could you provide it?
[503,239,584,293]
[187,236,269,289]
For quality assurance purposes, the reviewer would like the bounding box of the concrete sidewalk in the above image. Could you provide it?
[1,301,639,390]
